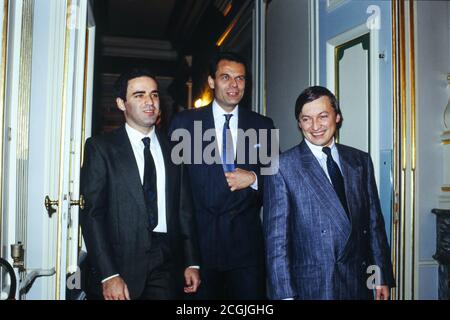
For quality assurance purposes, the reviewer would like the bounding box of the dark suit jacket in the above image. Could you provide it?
[169,105,275,270]
[263,140,395,300]
[79,126,199,299]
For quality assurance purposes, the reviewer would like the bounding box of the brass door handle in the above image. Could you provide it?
[70,195,85,210]
[44,196,58,217]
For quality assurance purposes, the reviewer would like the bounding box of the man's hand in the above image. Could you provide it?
[184,268,201,294]
[102,276,130,300]
[375,285,390,300]
[224,168,256,191]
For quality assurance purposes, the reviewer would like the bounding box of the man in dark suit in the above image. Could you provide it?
[80,68,200,300]
[169,52,276,299]
[263,86,395,300]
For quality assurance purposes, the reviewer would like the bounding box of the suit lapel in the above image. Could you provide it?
[202,105,227,180]
[201,105,220,160]
[203,104,216,130]
[335,144,366,261]
[336,144,362,226]
[298,141,351,236]
[236,107,250,170]
[112,126,148,227]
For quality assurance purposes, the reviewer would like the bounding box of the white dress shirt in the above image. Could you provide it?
[103,124,168,283]
[212,100,258,190]
[304,138,343,182]
[125,123,167,233]
[212,100,239,159]
[127,124,199,270]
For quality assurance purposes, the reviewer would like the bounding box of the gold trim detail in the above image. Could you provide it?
[216,3,248,47]
[442,186,450,192]
[216,18,238,46]
[0,0,9,258]
[391,0,398,301]
[55,0,72,300]
[78,26,89,253]
[393,0,417,299]
[16,1,34,288]
[442,139,450,145]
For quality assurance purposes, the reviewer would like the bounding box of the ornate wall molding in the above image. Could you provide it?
[16,0,34,276]
[0,0,9,258]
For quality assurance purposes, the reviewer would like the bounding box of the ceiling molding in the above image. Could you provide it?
[218,0,253,49]
[101,36,178,61]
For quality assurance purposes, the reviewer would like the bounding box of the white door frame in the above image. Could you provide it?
[2,0,91,299]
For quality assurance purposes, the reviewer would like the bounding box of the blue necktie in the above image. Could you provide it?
[222,114,235,172]
[142,137,158,230]
[322,147,349,218]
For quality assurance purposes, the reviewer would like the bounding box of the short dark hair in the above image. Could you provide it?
[114,67,157,101]
[209,51,248,78]
[294,86,343,129]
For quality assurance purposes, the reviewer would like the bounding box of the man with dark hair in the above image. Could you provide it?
[208,51,248,79]
[294,86,343,129]
[169,51,275,299]
[80,68,200,300]
[264,85,395,300]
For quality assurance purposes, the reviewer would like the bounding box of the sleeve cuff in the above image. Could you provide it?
[101,274,119,283]
[250,171,258,190]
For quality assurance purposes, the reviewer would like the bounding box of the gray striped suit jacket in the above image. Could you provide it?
[263,140,395,300]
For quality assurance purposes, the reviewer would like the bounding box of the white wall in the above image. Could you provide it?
[266,0,310,152]
[415,0,449,300]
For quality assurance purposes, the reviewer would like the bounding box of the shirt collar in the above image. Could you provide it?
[125,123,156,146]
[212,99,238,121]
[304,138,336,159]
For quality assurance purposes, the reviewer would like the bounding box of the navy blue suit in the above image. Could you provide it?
[169,105,275,299]
[263,140,395,299]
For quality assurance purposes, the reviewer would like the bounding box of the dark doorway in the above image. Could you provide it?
[91,0,256,135]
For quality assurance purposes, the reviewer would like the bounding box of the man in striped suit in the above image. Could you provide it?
[263,86,395,300]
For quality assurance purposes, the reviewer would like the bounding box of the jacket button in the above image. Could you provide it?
[363,229,367,234]
[321,230,327,234]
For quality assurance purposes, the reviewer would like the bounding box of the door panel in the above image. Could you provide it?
[336,33,370,153]
[1,0,93,299]
[318,0,393,239]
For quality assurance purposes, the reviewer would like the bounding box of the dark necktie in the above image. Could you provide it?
[142,137,158,230]
[222,114,235,172]
[322,146,349,218]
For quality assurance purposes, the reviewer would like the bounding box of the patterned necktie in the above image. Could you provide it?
[142,137,158,230]
[222,114,236,172]
[322,146,349,218]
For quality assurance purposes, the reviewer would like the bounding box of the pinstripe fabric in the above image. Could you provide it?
[169,105,275,271]
[263,141,395,300]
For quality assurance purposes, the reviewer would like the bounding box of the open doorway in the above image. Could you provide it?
[90,0,260,136]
